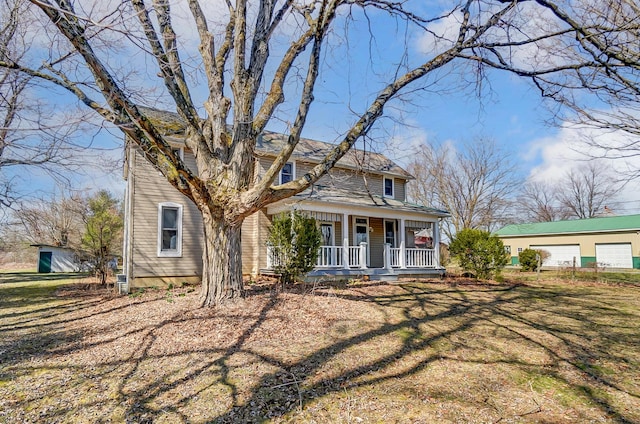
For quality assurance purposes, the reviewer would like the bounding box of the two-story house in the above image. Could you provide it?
[121,111,449,288]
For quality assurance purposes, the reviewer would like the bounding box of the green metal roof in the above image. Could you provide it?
[495,214,640,237]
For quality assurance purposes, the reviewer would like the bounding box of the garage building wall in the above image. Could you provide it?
[499,231,640,269]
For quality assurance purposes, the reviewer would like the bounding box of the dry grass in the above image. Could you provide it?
[1,272,640,423]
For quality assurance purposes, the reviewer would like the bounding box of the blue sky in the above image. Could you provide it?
[10,1,640,215]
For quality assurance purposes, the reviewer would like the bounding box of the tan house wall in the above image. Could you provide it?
[259,156,408,202]
[129,148,203,284]
[128,148,266,286]
[369,218,385,268]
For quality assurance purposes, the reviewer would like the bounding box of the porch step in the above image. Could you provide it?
[366,273,398,282]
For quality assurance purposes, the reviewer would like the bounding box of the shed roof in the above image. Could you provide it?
[495,214,640,237]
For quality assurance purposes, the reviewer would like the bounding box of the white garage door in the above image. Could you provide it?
[595,243,633,268]
[530,244,581,267]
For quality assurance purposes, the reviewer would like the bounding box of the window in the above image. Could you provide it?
[280,162,294,184]
[158,202,183,257]
[171,147,184,160]
[384,177,394,197]
[517,247,523,253]
[505,246,512,255]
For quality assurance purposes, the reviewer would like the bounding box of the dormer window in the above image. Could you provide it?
[280,162,294,184]
[384,177,394,198]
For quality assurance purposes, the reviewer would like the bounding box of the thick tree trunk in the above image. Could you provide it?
[199,211,244,306]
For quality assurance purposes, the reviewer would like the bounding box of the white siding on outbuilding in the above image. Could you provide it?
[531,244,581,267]
[595,243,633,268]
[35,246,80,273]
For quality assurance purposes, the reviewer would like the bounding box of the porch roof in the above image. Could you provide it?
[269,185,450,218]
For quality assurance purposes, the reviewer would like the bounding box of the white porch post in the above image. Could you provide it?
[399,218,406,269]
[342,213,349,269]
[384,243,392,270]
[433,220,441,267]
[359,242,368,269]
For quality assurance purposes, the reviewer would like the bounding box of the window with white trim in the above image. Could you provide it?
[280,162,294,184]
[158,202,183,257]
[383,177,394,198]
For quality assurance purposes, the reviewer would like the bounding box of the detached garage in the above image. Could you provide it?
[496,214,640,270]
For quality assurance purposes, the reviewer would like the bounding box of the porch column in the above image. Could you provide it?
[342,213,349,269]
[433,220,441,267]
[384,243,392,271]
[399,218,406,269]
[359,242,368,269]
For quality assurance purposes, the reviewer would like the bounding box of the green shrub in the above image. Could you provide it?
[519,248,550,272]
[449,228,508,280]
[268,211,321,284]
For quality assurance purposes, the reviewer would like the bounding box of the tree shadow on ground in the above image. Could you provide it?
[2,278,639,423]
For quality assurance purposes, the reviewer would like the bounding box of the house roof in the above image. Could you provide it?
[257,131,413,179]
[141,107,413,179]
[495,214,640,237]
[289,185,450,217]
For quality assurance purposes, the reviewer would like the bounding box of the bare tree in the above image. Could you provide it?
[469,0,640,178]
[557,162,621,219]
[407,138,518,240]
[0,0,628,305]
[516,180,571,223]
[0,0,114,208]
[15,188,86,247]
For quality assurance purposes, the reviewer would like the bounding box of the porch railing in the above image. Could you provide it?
[316,246,343,267]
[267,244,436,270]
[389,248,401,267]
[405,248,435,268]
[268,244,365,269]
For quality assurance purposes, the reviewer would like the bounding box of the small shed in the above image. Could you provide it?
[31,244,81,273]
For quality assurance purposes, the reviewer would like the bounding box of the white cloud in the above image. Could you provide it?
[524,124,640,214]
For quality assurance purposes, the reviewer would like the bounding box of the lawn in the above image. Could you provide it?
[1,272,639,423]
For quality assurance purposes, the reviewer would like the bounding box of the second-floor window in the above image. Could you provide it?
[280,162,294,184]
[384,177,394,198]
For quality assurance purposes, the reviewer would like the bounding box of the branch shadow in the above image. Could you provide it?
[2,279,639,423]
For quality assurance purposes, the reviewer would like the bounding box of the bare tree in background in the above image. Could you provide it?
[14,188,86,247]
[516,181,571,223]
[407,138,518,240]
[0,0,634,304]
[557,162,621,219]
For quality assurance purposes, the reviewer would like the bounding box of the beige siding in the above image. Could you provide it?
[130,149,203,283]
[256,210,271,271]
[369,218,385,268]
[241,213,257,275]
[395,179,406,202]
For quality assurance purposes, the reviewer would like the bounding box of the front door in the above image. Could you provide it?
[384,220,396,247]
[354,217,369,266]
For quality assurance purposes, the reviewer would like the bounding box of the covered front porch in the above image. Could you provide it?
[265,193,448,280]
